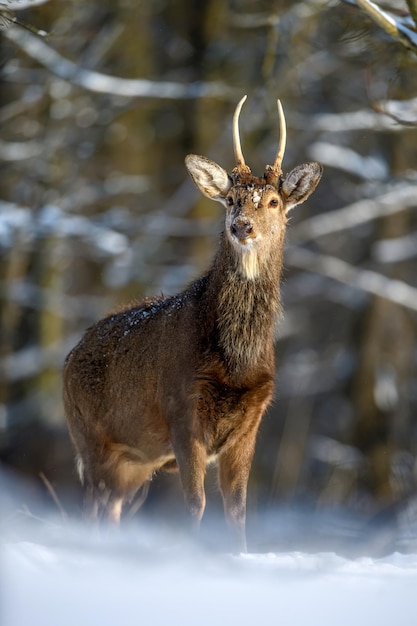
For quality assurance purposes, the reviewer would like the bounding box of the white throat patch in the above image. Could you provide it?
[239,246,259,279]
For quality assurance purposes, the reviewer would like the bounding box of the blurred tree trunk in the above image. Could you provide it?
[352,208,416,507]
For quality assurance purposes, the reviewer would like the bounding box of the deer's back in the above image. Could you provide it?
[63,275,275,464]
[64,290,201,413]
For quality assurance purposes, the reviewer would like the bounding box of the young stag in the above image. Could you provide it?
[63,96,322,551]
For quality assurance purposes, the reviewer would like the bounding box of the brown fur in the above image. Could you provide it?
[64,140,322,552]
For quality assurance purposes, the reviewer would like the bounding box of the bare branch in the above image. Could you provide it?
[39,472,68,522]
[286,246,417,312]
[0,3,48,37]
[304,96,417,131]
[376,97,417,126]
[4,26,234,100]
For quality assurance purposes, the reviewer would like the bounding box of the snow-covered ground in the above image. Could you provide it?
[2,524,417,626]
[1,469,417,626]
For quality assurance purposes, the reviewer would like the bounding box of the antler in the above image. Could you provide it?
[272,99,286,174]
[232,96,286,182]
[233,95,247,168]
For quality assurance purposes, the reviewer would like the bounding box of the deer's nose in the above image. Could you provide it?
[231,218,253,240]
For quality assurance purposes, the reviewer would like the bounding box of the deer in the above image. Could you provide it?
[63,96,323,552]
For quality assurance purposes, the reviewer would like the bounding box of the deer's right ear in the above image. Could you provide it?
[185,154,232,202]
[281,162,323,212]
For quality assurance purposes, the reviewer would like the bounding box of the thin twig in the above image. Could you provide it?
[15,505,64,528]
[373,103,417,126]
[365,67,417,126]
[39,472,68,522]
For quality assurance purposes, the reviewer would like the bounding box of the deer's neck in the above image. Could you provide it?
[206,233,284,381]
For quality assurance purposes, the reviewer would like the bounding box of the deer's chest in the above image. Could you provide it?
[195,376,274,455]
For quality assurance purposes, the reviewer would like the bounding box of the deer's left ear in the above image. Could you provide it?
[281,162,323,212]
[185,154,232,202]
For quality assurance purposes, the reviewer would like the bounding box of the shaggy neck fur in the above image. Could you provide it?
[206,232,284,381]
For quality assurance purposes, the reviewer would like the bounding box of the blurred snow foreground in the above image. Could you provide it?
[1,472,417,626]
[2,525,417,626]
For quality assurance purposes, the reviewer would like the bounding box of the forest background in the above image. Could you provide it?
[1,0,417,553]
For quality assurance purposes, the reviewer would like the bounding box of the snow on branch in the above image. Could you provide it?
[0,201,128,254]
[4,278,108,321]
[294,108,400,132]
[286,246,417,312]
[4,26,234,100]
[377,96,417,126]
[1,0,50,8]
[293,93,417,131]
[0,138,44,161]
[373,230,417,263]
[308,142,388,180]
[354,0,417,54]
[0,334,81,382]
[290,183,417,244]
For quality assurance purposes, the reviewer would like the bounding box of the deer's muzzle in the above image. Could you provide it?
[231,217,253,241]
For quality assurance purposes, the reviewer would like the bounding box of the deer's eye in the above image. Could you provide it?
[226,196,234,207]
[268,198,279,208]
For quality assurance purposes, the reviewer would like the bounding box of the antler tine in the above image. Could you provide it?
[273,99,286,173]
[233,95,247,168]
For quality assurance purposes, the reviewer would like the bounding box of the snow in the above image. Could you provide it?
[0,201,127,255]
[2,524,417,626]
[1,470,416,626]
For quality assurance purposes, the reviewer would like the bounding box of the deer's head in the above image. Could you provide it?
[185,96,323,279]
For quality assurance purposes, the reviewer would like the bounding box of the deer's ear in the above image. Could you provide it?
[185,154,232,201]
[281,162,323,212]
